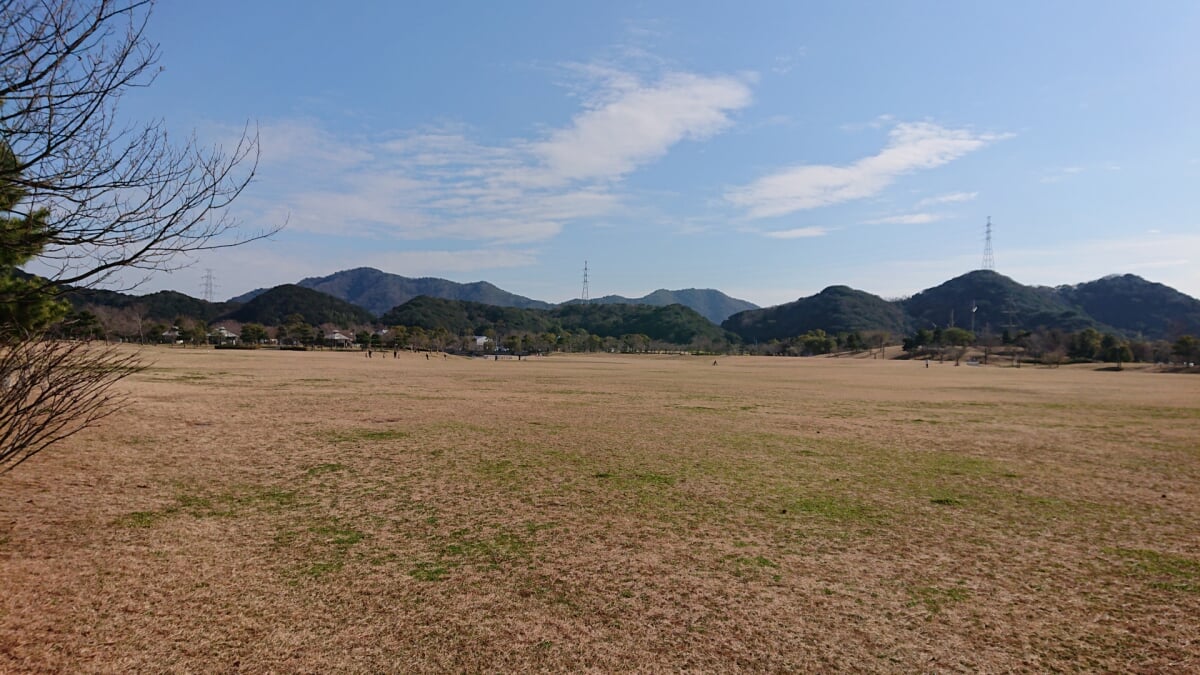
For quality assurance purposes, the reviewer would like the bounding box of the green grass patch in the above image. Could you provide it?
[591,470,676,489]
[631,471,675,487]
[323,429,411,444]
[405,526,538,581]
[1110,547,1200,592]
[477,458,519,479]
[115,510,171,528]
[300,561,344,578]
[115,485,301,528]
[909,585,970,613]
[241,487,299,511]
[305,463,346,477]
[787,495,880,523]
[442,530,531,565]
[720,431,814,455]
[309,523,368,550]
[409,562,449,581]
[278,518,371,582]
[430,420,490,434]
[913,452,997,478]
[726,554,781,581]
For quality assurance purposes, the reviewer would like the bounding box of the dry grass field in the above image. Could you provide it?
[2,347,1198,672]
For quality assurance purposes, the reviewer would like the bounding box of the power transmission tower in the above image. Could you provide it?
[581,261,590,303]
[981,217,995,271]
[201,268,217,302]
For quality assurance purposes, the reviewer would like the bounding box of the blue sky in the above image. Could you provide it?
[118,1,1200,306]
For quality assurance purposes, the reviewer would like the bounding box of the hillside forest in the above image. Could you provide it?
[40,269,1200,367]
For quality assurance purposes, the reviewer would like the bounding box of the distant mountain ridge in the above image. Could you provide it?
[585,288,758,324]
[722,270,1200,341]
[902,270,1095,334]
[294,267,552,316]
[62,266,1200,342]
[1058,274,1200,338]
[380,296,733,345]
[723,285,908,341]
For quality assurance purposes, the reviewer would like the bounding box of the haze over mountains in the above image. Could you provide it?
[68,266,1200,343]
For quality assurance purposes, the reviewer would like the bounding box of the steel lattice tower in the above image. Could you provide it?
[981,217,995,271]
[581,261,590,303]
[201,268,217,302]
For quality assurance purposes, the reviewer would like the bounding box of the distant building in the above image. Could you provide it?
[209,326,239,345]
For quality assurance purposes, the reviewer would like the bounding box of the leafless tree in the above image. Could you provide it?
[1,1,275,473]
[0,329,144,473]
[2,0,273,297]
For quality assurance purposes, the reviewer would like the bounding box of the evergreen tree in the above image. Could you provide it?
[0,143,66,336]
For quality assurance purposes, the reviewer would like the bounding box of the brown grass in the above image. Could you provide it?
[2,348,1198,672]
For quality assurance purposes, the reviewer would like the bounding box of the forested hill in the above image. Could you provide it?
[379,296,555,335]
[902,270,1095,334]
[221,285,374,327]
[296,267,553,315]
[585,288,758,324]
[722,285,909,341]
[54,268,1200,343]
[1057,274,1200,338]
[67,288,240,322]
[721,271,1200,342]
[235,269,756,324]
[380,296,733,345]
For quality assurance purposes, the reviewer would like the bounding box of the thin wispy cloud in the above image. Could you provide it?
[839,114,896,132]
[770,49,805,75]
[1039,162,1120,184]
[863,213,943,225]
[200,243,541,297]
[247,65,752,247]
[1040,166,1085,184]
[762,226,828,239]
[916,191,977,207]
[528,72,751,185]
[726,122,1008,219]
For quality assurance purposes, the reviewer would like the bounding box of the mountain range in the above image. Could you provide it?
[585,288,758,324]
[62,267,1200,343]
[723,271,1200,341]
[233,267,757,324]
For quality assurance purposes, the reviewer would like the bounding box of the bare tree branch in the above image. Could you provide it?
[0,1,278,473]
[1,0,277,299]
[0,329,143,473]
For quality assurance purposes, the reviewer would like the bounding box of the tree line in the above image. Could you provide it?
[902,325,1199,368]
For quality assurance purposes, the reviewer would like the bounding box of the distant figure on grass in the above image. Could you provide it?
[425,353,429,360]
[712,360,718,366]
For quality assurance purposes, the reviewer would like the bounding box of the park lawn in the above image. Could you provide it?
[2,348,1198,671]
